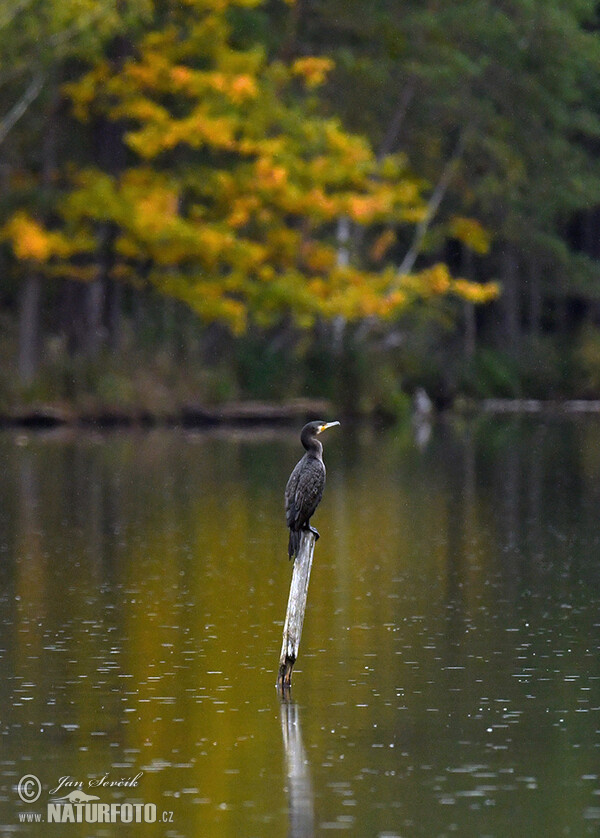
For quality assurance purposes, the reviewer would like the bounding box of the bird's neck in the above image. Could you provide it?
[303,441,323,460]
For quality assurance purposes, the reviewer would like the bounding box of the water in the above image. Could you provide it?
[0,417,599,836]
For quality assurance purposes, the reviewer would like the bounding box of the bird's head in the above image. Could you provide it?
[300,420,340,450]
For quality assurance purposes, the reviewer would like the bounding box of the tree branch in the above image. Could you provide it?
[397,128,469,277]
[377,77,417,161]
[0,71,45,147]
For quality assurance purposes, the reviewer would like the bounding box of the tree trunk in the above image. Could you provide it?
[16,78,58,384]
[106,279,123,354]
[501,244,520,355]
[84,278,106,358]
[18,273,42,386]
[61,280,84,356]
[528,259,542,336]
[461,244,476,358]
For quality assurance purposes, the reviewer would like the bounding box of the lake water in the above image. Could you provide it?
[0,416,599,836]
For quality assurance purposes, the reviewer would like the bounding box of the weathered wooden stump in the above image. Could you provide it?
[277,530,316,692]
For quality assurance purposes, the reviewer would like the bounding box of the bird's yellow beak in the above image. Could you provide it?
[317,421,340,434]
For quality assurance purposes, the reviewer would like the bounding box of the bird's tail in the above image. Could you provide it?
[288,529,300,561]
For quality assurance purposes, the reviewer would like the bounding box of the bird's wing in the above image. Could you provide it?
[285,460,302,528]
[285,457,325,530]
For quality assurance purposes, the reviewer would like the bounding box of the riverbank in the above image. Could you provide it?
[4,308,600,430]
[5,395,600,431]
[0,398,336,430]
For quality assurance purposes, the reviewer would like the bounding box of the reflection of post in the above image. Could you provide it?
[280,700,315,838]
[412,387,433,449]
[277,530,316,692]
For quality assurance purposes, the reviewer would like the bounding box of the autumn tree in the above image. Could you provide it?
[0,0,152,382]
[3,0,495,377]
[287,0,600,365]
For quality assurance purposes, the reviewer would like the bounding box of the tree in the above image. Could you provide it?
[0,0,152,382]
[2,0,495,362]
[288,0,600,358]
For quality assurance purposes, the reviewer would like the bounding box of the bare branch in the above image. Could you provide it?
[0,0,113,147]
[396,128,469,277]
[0,71,45,147]
[350,80,418,261]
[377,77,417,161]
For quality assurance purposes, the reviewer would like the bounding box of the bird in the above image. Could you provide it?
[285,420,340,560]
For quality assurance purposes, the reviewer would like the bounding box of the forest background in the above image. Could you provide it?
[2,0,600,422]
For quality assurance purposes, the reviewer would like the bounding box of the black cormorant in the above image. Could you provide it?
[285,420,340,559]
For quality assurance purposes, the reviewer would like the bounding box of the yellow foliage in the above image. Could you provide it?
[229,74,258,101]
[198,225,235,265]
[259,265,275,282]
[170,65,193,86]
[154,271,247,334]
[255,157,288,188]
[51,0,500,332]
[451,278,500,303]
[301,241,336,273]
[136,186,179,233]
[394,267,499,306]
[63,63,110,121]
[189,112,236,148]
[123,99,170,125]
[226,197,255,228]
[125,109,237,158]
[346,192,394,223]
[126,54,166,89]
[2,212,69,262]
[384,289,408,311]
[6,213,52,260]
[424,263,452,294]
[209,71,228,93]
[370,229,396,262]
[324,121,372,168]
[299,188,339,219]
[265,227,300,258]
[347,195,376,222]
[303,267,405,321]
[449,215,491,255]
[207,72,257,101]
[292,57,334,88]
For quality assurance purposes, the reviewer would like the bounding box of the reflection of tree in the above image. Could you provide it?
[16,449,46,621]
[280,699,315,838]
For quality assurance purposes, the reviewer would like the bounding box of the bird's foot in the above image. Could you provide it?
[308,525,320,541]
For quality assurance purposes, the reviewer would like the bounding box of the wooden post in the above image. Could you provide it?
[277,530,316,692]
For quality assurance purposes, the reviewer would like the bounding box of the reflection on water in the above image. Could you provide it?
[0,418,599,835]
[280,700,314,838]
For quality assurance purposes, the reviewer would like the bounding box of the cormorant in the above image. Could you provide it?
[285,420,340,559]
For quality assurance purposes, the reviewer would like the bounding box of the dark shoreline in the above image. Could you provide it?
[3,396,600,432]
[0,398,335,431]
